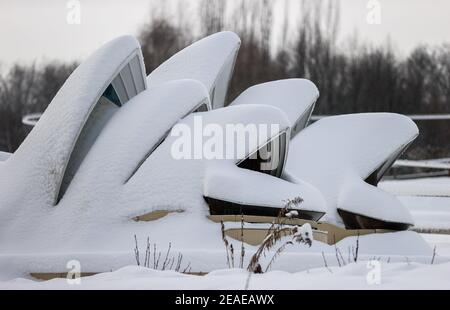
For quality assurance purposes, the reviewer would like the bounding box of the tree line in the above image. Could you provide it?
[1,0,449,159]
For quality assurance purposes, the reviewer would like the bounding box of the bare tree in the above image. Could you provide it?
[1,0,450,158]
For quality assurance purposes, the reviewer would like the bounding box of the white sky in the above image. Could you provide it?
[0,0,449,69]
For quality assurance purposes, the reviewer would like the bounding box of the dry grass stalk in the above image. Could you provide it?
[230,244,235,268]
[162,242,172,270]
[134,234,140,266]
[239,214,245,269]
[322,251,333,273]
[431,246,437,265]
[156,252,162,269]
[405,256,411,266]
[144,237,151,267]
[337,247,346,266]
[133,236,190,273]
[220,220,232,268]
[182,263,191,274]
[247,196,312,273]
[352,232,360,262]
[265,241,293,272]
[333,235,342,267]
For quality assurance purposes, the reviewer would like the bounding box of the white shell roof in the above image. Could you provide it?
[0,35,145,206]
[285,113,418,225]
[173,104,290,163]
[231,79,319,133]
[147,31,241,108]
[0,151,10,162]
[0,33,428,274]
[204,164,327,213]
[61,79,211,200]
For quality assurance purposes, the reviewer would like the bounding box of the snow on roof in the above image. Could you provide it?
[147,31,241,109]
[338,180,414,225]
[0,98,293,255]
[231,79,319,136]
[62,79,210,200]
[173,104,290,162]
[285,113,418,225]
[123,104,291,214]
[0,35,145,207]
[204,164,326,213]
[0,33,432,276]
[0,151,10,162]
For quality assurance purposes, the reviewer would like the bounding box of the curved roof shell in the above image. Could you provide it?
[147,31,241,109]
[0,35,146,207]
[231,79,319,137]
[285,113,418,226]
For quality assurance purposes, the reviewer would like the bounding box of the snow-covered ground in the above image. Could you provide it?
[380,177,450,230]
[380,176,450,197]
[2,261,450,290]
[0,231,448,289]
[422,234,450,256]
[0,177,449,289]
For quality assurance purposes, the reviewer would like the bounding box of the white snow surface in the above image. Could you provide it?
[0,35,144,208]
[0,151,11,161]
[0,80,209,249]
[173,104,290,161]
[380,177,450,197]
[398,196,450,229]
[380,178,450,229]
[0,31,305,277]
[0,99,302,277]
[204,164,326,212]
[2,261,450,290]
[147,31,240,109]
[231,79,318,130]
[0,230,439,280]
[422,234,450,256]
[285,113,418,225]
[338,181,414,225]
[0,33,442,281]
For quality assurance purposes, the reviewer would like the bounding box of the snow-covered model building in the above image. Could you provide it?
[285,113,418,230]
[0,32,427,277]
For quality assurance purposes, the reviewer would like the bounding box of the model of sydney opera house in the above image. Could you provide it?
[0,32,422,276]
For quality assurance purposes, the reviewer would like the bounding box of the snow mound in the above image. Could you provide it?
[2,261,450,290]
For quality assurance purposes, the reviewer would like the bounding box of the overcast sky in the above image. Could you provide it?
[0,0,449,69]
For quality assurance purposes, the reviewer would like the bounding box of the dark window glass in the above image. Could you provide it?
[102,84,121,107]
[238,132,287,178]
[205,197,325,222]
[337,209,411,230]
[365,141,413,186]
